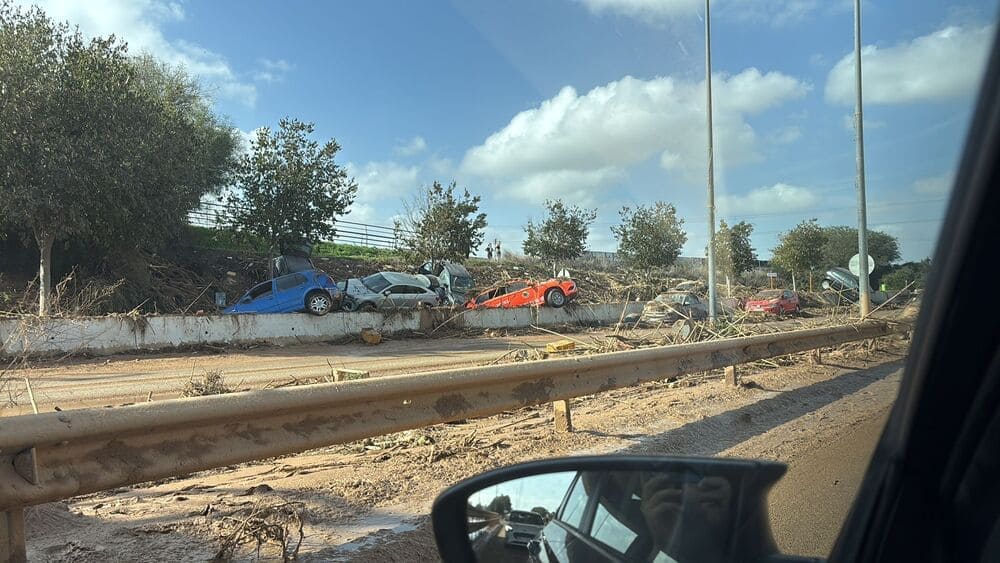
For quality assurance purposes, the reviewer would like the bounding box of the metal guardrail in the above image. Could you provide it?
[0,321,895,514]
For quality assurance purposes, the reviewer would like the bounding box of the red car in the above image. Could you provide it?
[744,289,800,315]
[466,278,578,309]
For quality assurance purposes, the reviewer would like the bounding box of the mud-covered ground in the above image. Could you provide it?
[23,332,909,561]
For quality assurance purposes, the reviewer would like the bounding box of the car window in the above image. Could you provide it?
[247,281,273,300]
[591,502,640,556]
[558,474,593,530]
[507,281,530,293]
[361,274,390,293]
[275,273,307,291]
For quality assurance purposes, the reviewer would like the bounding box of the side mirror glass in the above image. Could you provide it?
[383,289,392,296]
[432,456,788,563]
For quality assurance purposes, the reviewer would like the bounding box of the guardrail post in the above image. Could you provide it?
[1,508,26,563]
[725,365,739,386]
[810,349,823,365]
[553,400,573,432]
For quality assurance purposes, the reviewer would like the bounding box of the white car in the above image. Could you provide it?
[503,510,545,548]
[339,272,440,312]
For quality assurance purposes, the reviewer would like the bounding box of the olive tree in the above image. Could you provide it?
[0,4,238,314]
[611,202,687,274]
[226,118,358,273]
[522,200,597,268]
[396,181,488,264]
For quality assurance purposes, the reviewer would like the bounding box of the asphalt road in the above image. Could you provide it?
[768,410,890,557]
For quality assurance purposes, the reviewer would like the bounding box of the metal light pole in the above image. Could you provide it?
[853,0,871,318]
[705,0,718,322]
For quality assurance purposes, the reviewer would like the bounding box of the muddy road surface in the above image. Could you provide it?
[22,333,908,561]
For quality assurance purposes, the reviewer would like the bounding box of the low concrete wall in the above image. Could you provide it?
[0,302,644,357]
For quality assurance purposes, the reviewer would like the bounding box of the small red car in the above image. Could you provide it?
[744,289,800,315]
[466,278,578,309]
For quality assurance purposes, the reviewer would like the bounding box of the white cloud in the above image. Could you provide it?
[573,0,820,26]
[344,161,420,223]
[504,168,626,206]
[770,125,802,144]
[461,69,809,202]
[718,183,820,215]
[913,171,954,195]
[394,136,428,156]
[23,0,259,107]
[826,24,994,105]
[233,127,263,154]
[254,58,294,83]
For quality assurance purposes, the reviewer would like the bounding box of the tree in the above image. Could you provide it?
[611,202,687,272]
[522,200,597,266]
[0,4,237,314]
[711,220,757,281]
[771,220,826,278]
[820,226,901,270]
[880,259,931,290]
[397,181,488,264]
[226,118,357,273]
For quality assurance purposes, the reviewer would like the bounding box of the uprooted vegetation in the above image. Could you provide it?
[182,370,234,397]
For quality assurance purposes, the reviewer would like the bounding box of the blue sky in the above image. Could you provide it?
[26,0,998,262]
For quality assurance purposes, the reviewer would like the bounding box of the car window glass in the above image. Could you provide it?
[361,273,390,293]
[248,281,273,299]
[559,474,591,530]
[507,281,529,293]
[591,502,639,556]
[275,273,307,291]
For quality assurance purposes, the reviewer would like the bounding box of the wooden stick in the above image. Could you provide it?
[23,378,38,414]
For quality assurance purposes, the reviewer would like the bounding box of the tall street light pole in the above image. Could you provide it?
[854,0,871,318]
[705,0,718,322]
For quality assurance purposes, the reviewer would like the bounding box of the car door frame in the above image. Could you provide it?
[830,28,1000,562]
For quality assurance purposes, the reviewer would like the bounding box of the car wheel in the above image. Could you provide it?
[545,288,567,308]
[306,291,332,316]
[359,302,377,312]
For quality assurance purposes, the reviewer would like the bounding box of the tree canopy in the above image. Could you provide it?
[611,202,687,272]
[712,220,757,280]
[771,221,901,278]
[0,4,238,313]
[225,117,357,264]
[522,200,597,264]
[396,181,488,263]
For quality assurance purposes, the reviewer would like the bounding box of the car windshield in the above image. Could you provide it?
[361,273,391,293]
[509,511,544,526]
[0,1,986,560]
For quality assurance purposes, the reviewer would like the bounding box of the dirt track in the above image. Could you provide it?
[22,332,909,561]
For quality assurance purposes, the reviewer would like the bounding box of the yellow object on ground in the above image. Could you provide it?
[546,340,576,353]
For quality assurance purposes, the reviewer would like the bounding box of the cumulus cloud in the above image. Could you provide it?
[826,24,994,105]
[254,58,294,83]
[22,0,259,107]
[913,171,954,195]
[718,183,820,215]
[344,161,421,223]
[394,136,428,157]
[504,168,626,206]
[573,0,820,26]
[770,125,802,144]
[461,69,809,203]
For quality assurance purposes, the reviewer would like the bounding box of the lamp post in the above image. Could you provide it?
[854,0,871,318]
[705,0,718,322]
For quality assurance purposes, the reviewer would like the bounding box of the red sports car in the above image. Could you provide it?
[466,278,578,309]
[744,289,800,315]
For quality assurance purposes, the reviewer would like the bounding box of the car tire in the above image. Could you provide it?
[305,291,332,316]
[545,288,567,308]
[359,302,377,313]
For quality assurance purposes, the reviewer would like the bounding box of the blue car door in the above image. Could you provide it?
[272,273,309,312]
[239,280,276,313]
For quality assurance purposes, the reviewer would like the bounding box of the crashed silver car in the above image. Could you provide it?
[338,272,440,312]
[625,291,709,326]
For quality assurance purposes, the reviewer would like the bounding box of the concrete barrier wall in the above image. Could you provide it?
[0,301,644,357]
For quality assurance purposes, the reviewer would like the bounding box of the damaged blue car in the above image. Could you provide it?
[223,270,342,315]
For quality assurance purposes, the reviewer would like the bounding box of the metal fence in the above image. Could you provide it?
[187,200,413,251]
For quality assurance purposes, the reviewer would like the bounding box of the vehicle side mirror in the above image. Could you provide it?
[382,289,391,296]
[432,455,799,562]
